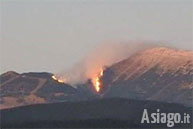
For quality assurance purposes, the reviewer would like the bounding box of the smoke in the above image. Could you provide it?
[57,41,157,85]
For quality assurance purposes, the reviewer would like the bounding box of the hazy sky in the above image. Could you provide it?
[1,0,192,74]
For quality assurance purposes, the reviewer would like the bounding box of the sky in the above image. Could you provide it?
[0,0,192,74]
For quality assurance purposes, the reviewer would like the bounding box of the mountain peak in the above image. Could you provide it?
[142,47,193,57]
[102,47,193,106]
[0,71,20,84]
[110,47,193,81]
[1,71,19,76]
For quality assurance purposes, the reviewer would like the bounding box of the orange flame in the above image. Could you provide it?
[52,75,66,83]
[92,69,103,92]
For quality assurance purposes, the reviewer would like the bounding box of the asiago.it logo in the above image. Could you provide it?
[141,109,191,127]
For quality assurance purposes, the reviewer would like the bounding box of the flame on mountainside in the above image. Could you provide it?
[52,75,66,83]
[52,42,155,85]
[51,68,104,92]
[92,68,104,92]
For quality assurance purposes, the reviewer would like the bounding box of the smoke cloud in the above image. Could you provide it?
[57,41,157,85]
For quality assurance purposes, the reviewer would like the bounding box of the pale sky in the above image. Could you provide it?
[0,0,192,74]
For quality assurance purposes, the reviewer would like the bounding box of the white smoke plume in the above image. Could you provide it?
[56,41,157,85]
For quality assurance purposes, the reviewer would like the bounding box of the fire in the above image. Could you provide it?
[92,68,103,92]
[52,75,57,80]
[52,75,66,83]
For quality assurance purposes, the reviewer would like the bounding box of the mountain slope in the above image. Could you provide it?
[1,47,192,109]
[0,72,92,109]
[102,47,193,106]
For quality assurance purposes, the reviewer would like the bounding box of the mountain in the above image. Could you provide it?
[0,71,94,109]
[1,47,193,128]
[101,47,193,107]
[1,47,192,109]
[1,98,192,128]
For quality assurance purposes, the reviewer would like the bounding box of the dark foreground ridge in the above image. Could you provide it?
[1,98,192,128]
